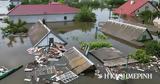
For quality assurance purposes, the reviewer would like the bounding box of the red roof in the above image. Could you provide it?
[8,3,79,15]
[113,0,150,16]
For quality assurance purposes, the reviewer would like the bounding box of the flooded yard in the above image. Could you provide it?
[0,8,159,84]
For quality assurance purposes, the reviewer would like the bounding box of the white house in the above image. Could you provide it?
[113,0,157,16]
[7,2,79,23]
[10,0,21,6]
[28,20,67,47]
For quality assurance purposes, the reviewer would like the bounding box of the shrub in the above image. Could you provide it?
[97,33,107,40]
[80,41,112,50]
[144,40,160,57]
[129,49,151,63]
[74,6,96,22]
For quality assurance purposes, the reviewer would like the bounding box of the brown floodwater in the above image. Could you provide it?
[0,8,160,84]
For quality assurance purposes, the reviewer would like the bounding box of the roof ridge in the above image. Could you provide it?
[7,4,20,15]
[108,20,147,30]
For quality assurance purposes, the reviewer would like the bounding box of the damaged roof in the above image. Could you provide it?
[64,47,94,74]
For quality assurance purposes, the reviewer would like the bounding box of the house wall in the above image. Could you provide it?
[36,32,66,47]
[9,13,77,23]
[134,2,157,15]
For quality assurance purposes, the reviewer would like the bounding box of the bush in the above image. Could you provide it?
[144,40,160,57]
[74,6,96,22]
[1,19,28,36]
[138,10,160,24]
[130,49,151,63]
[80,41,112,50]
[97,33,107,40]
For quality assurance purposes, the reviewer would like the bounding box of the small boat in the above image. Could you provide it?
[0,65,23,80]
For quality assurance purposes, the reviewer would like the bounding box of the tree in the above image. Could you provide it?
[8,3,16,10]
[74,6,96,22]
[1,19,27,35]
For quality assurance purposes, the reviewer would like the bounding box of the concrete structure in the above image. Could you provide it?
[10,0,21,6]
[28,20,67,47]
[8,2,79,23]
[100,20,153,47]
[113,0,157,16]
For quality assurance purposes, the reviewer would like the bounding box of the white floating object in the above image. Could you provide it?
[36,78,40,82]
[24,78,31,82]
[24,68,33,72]
[137,68,144,72]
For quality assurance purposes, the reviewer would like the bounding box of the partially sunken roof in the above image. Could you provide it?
[100,20,153,47]
[28,20,67,47]
[64,47,94,74]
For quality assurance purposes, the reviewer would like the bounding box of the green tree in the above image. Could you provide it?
[1,19,27,35]
[74,6,96,22]
[8,3,16,10]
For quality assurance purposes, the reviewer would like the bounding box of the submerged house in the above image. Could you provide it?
[64,47,94,74]
[153,17,160,28]
[7,2,79,23]
[28,20,67,47]
[113,0,157,16]
[100,20,153,47]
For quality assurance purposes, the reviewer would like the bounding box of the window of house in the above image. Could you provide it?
[64,16,67,20]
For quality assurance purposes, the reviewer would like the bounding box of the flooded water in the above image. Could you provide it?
[0,8,159,84]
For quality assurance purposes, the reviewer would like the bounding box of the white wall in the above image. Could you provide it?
[134,2,157,15]
[36,32,65,47]
[9,13,77,23]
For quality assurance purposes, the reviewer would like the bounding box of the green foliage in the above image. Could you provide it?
[144,40,160,57]
[130,49,151,63]
[8,3,16,10]
[138,10,160,24]
[97,33,107,40]
[58,0,64,3]
[1,19,28,36]
[22,0,50,4]
[68,0,101,8]
[80,41,112,50]
[74,6,96,22]
[105,0,126,8]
